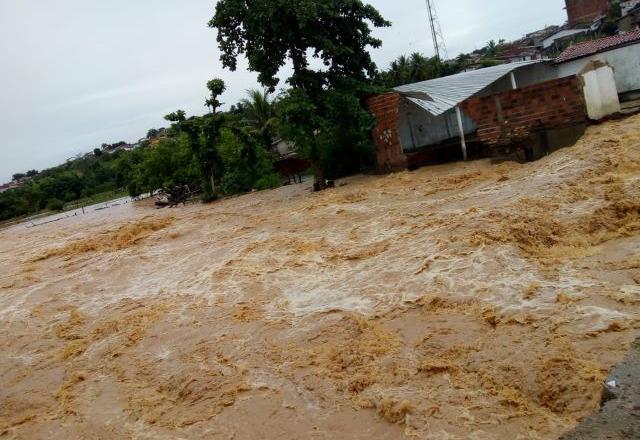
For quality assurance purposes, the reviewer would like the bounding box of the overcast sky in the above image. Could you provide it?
[0,0,567,182]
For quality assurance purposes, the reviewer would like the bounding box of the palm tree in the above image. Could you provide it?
[382,53,447,87]
[380,55,410,87]
[240,89,277,150]
[486,40,498,57]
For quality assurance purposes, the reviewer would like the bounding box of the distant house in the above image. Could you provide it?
[272,139,296,158]
[0,182,19,193]
[622,0,640,15]
[619,3,640,31]
[270,139,309,183]
[564,0,609,28]
[496,45,543,63]
[526,26,562,47]
[0,175,32,193]
[542,29,589,50]
[555,29,640,97]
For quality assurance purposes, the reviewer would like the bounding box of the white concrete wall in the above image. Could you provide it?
[557,43,640,94]
[475,63,560,98]
[580,65,621,119]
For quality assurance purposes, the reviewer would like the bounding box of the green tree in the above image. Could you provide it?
[486,40,498,57]
[205,78,226,113]
[165,110,186,123]
[165,79,226,199]
[380,52,449,87]
[210,0,390,189]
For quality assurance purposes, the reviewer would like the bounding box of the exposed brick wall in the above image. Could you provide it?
[565,0,608,27]
[460,76,587,147]
[367,93,408,173]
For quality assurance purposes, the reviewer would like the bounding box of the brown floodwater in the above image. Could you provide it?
[1,115,640,439]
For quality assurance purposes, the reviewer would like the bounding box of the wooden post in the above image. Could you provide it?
[510,72,517,90]
[455,106,468,161]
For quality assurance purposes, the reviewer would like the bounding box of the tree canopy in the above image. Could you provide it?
[210,0,390,188]
[210,0,390,92]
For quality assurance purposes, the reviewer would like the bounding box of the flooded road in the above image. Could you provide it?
[1,115,640,439]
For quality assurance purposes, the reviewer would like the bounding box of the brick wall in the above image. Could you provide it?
[367,93,408,173]
[460,76,587,147]
[565,0,608,27]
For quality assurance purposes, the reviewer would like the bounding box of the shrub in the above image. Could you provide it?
[45,198,65,212]
[253,173,282,191]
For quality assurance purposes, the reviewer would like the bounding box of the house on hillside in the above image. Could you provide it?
[495,45,543,63]
[367,59,621,172]
[271,139,309,184]
[526,26,562,47]
[542,29,590,52]
[0,182,20,193]
[622,0,640,15]
[564,0,609,28]
[555,29,640,99]
[618,3,640,31]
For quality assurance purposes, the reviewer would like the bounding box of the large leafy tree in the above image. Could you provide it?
[210,0,390,188]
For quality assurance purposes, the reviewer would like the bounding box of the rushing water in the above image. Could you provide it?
[1,116,640,439]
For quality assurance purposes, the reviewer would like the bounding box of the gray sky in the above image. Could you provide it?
[0,0,567,183]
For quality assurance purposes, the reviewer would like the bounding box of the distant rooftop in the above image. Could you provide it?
[555,29,640,63]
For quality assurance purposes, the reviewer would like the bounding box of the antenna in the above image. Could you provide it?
[425,0,448,60]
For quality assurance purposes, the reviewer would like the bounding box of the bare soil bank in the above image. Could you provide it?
[1,115,640,439]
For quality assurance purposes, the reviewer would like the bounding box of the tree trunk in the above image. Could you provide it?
[310,139,326,192]
[210,170,216,195]
[313,166,326,192]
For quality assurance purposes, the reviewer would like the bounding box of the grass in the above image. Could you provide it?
[63,189,130,211]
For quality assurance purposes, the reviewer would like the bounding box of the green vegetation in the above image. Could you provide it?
[0,148,145,221]
[211,0,389,189]
[0,86,286,221]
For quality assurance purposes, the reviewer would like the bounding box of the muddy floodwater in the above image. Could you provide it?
[1,115,640,439]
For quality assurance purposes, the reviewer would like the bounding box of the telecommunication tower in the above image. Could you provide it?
[425,0,448,60]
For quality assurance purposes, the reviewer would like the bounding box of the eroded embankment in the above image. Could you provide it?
[1,115,640,439]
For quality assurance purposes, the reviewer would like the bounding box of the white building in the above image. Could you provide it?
[555,29,640,97]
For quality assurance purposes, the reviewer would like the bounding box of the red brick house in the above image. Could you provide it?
[565,0,609,27]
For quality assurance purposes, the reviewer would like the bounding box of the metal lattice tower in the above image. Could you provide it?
[425,0,448,60]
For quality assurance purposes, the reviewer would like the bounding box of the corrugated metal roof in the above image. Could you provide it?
[394,60,543,116]
[555,29,640,63]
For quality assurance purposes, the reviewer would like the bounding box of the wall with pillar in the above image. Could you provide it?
[366,93,408,173]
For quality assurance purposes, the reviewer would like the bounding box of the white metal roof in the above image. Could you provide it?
[543,29,588,48]
[394,60,543,116]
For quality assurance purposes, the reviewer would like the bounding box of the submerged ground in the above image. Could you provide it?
[1,115,640,439]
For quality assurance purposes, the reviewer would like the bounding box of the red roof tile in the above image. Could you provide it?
[555,29,640,63]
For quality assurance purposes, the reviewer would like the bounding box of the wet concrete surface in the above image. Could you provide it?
[561,339,640,440]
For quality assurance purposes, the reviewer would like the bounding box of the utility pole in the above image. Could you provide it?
[425,0,447,61]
